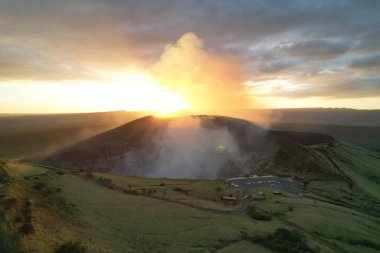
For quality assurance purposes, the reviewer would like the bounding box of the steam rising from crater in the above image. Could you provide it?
[147,117,239,179]
[152,32,251,110]
[119,116,241,179]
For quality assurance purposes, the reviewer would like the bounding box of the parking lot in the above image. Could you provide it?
[226,175,296,194]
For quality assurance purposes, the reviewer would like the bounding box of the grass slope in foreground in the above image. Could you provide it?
[0,163,379,252]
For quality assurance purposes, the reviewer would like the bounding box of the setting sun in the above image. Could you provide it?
[0,72,190,115]
[101,72,190,114]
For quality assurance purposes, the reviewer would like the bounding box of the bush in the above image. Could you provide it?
[173,187,188,194]
[215,186,223,192]
[0,166,9,184]
[123,189,138,196]
[18,223,34,235]
[243,228,315,253]
[288,206,294,212]
[33,182,46,191]
[348,239,380,250]
[85,170,93,178]
[55,241,86,253]
[1,198,17,210]
[273,211,284,217]
[247,206,272,221]
[99,178,114,189]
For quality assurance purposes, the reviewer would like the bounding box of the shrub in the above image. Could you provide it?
[288,206,294,212]
[55,241,86,253]
[99,178,114,189]
[85,170,93,178]
[123,189,138,196]
[0,166,9,184]
[243,228,315,253]
[247,206,272,221]
[33,182,46,191]
[348,239,380,250]
[1,198,17,210]
[18,223,34,235]
[173,187,188,194]
[273,211,284,217]
[215,186,223,192]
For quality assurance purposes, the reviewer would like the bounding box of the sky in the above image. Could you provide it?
[0,0,380,113]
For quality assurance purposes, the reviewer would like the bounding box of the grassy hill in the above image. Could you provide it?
[258,141,380,216]
[0,111,145,159]
[197,108,380,126]
[38,115,333,179]
[270,122,380,150]
[1,163,379,252]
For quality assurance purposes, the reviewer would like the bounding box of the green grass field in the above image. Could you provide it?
[3,163,373,252]
[93,172,242,211]
[332,143,380,201]
[249,186,380,253]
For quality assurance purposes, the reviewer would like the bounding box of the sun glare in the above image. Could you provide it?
[0,72,190,114]
[103,71,190,115]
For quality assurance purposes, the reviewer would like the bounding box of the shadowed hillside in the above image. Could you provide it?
[0,111,145,159]
[36,115,334,179]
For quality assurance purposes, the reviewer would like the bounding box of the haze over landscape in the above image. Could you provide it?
[0,1,380,253]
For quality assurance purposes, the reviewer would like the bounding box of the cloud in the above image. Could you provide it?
[257,59,299,73]
[349,54,380,70]
[0,0,380,104]
[152,33,251,110]
[260,74,380,99]
[0,43,90,81]
[283,40,351,60]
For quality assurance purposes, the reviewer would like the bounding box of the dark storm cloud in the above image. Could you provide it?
[349,54,380,70]
[283,40,351,60]
[257,59,299,73]
[0,0,379,99]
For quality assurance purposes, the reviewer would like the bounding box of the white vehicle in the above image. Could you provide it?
[231,183,240,188]
[243,195,250,199]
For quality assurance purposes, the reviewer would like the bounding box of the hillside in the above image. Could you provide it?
[257,141,380,215]
[1,162,379,253]
[0,111,145,159]
[208,108,380,126]
[270,122,380,150]
[2,108,379,160]
[37,115,334,179]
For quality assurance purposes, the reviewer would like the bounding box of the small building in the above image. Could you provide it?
[222,196,237,201]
